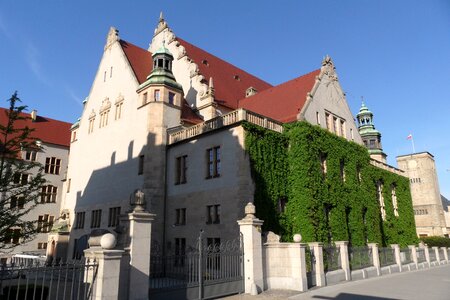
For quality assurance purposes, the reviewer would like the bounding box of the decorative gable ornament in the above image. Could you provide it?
[105,27,120,51]
[115,94,125,104]
[89,109,96,120]
[321,55,338,83]
[100,97,112,113]
[154,12,168,36]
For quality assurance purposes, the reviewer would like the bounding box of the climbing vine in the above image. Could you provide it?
[244,121,418,247]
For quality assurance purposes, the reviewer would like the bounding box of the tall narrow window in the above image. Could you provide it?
[138,155,144,175]
[333,117,338,133]
[350,128,354,141]
[143,92,148,105]
[174,238,186,266]
[108,207,121,227]
[75,211,85,229]
[325,112,330,130]
[45,157,61,175]
[175,155,187,184]
[91,209,102,228]
[88,117,95,134]
[206,146,221,178]
[110,66,113,78]
[316,112,320,125]
[340,120,346,137]
[154,90,160,101]
[319,153,327,177]
[392,185,399,217]
[168,92,175,105]
[377,181,386,220]
[67,178,71,193]
[340,159,346,182]
[206,205,220,224]
[175,208,186,225]
[103,71,106,82]
[115,102,123,120]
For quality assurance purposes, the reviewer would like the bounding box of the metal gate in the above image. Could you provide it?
[149,233,244,299]
[306,246,316,288]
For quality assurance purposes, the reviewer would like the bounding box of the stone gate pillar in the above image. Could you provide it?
[390,244,401,271]
[238,202,264,295]
[308,242,326,287]
[368,243,381,276]
[335,241,351,281]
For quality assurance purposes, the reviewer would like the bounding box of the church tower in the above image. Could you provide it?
[356,102,387,163]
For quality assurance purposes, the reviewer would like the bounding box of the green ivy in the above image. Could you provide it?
[243,121,418,247]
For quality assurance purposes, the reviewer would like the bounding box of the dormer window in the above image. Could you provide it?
[233,75,240,81]
[202,59,209,66]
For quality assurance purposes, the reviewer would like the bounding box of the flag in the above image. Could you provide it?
[407,134,413,140]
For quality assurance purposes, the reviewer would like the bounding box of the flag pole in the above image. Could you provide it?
[411,135,416,153]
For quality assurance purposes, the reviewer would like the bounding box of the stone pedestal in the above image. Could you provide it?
[124,211,155,300]
[441,247,449,262]
[335,241,351,281]
[84,249,125,300]
[368,243,380,276]
[391,244,401,271]
[237,203,264,294]
[422,245,430,267]
[433,246,440,265]
[409,245,418,268]
[308,242,326,286]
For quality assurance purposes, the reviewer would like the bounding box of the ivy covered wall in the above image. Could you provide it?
[243,121,418,247]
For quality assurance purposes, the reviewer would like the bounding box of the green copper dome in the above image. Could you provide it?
[153,44,173,58]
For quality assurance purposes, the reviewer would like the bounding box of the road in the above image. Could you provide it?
[223,264,450,300]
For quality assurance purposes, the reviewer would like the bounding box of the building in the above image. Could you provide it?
[56,14,416,260]
[397,152,450,237]
[0,108,71,256]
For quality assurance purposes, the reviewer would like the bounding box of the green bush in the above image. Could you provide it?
[420,236,450,247]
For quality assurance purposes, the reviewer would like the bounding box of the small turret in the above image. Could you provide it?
[357,101,387,163]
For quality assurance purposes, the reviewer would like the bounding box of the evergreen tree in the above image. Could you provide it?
[0,92,46,250]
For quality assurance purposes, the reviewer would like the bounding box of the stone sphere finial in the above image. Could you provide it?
[245,202,256,216]
[293,234,302,243]
[100,233,117,249]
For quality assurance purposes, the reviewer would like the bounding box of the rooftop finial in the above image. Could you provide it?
[105,27,120,51]
[154,12,168,36]
[209,77,214,89]
[159,11,164,22]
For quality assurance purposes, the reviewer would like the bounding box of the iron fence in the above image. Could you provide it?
[400,248,412,264]
[0,258,97,300]
[323,246,341,272]
[348,246,372,270]
[429,249,437,262]
[378,247,396,267]
[416,248,426,263]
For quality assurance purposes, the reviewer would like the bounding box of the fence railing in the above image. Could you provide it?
[168,108,283,144]
[349,246,372,270]
[416,248,426,263]
[378,247,396,267]
[323,246,341,272]
[429,249,437,262]
[0,258,97,300]
[400,248,413,264]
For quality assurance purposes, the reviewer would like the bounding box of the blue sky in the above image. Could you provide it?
[0,1,449,198]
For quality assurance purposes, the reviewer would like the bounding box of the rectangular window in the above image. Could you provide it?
[350,128,354,141]
[169,92,175,105]
[24,150,37,161]
[206,146,221,178]
[333,117,338,133]
[377,182,386,221]
[175,155,187,184]
[10,196,25,209]
[175,208,186,225]
[75,211,86,229]
[99,110,110,128]
[37,242,47,250]
[91,209,102,228]
[14,173,29,185]
[206,205,220,224]
[41,185,57,203]
[5,229,21,244]
[138,155,144,175]
[319,153,327,177]
[45,157,61,175]
[392,185,399,217]
[154,90,160,101]
[369,139,376,149]
[37,214,54,233]
[71,131,77,142]
[325,112,330,130]
[110,66,113,78]
[67,178,71,193]
[72,238,82,260]
[108,207,121,227]
[316,112,320,125]
[174,238,186,266]
[340,159,345,182]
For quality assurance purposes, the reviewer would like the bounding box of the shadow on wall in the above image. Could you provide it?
[54,132,163,261]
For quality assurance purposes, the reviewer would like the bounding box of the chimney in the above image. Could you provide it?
[31,110,37,122]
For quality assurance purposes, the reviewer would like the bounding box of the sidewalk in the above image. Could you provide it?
[221,264,450,300]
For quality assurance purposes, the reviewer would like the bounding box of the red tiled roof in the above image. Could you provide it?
[120,40,153,84]
[238,69,320,123]
[181,99,203,124]
[0,108,71,147]
[176,38,273,109]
